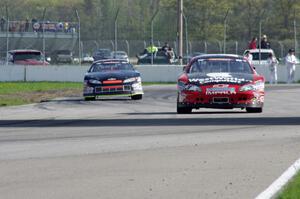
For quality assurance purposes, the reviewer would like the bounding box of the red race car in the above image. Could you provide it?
[177,54,265,113]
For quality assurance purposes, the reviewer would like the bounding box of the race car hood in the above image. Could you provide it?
[85,70,140,81]
[187,72,254,85]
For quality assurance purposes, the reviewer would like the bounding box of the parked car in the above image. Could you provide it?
[83,59,143,100]
[81,53,94,64]
[93,49,112,61]
[137,47,177,64]
[51,50,73,64]
[244,49,277,66]
[177,54,265,113]
[111,51,129,62]
[7,49,49,65]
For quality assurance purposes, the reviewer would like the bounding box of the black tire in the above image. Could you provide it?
[84,96,95,101]
[246,107,263,113]
[131,94,143,100]
[177,106,192,114]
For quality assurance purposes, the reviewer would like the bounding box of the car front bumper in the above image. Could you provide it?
[83,82,143,98]
[177,90,264,109]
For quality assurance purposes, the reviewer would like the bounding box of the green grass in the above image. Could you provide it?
[0,82,83,106]
[0,82,82,95]
[0,81,175,106]
[276,171,300,199]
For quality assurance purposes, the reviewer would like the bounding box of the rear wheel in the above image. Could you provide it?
[177,106,192,114]
[131,94,143,100]
[246,107,263,113]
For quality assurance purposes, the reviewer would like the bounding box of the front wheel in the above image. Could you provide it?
[246,107,263,113]
[177,106,192,114]
[131,94,143,100]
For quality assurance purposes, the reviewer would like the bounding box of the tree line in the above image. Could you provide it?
[1,0,300,43]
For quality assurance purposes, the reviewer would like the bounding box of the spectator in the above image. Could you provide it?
[25,18,30,32]
[31,17,38,32]
[285,48,297,84]
[248,37,257,49]
[166,47,175,63]
[267,53,278,84]
[244,50,253,64]
[64,22,69,33]
[260,34,271,49]
[0,17,6,31]
[146,42,158,55]
[162,42,169,52]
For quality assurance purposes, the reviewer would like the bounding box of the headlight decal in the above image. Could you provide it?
[88,79,102,84]
[124,77,141,83]
[178,83,202,92]
[239,80,264,92]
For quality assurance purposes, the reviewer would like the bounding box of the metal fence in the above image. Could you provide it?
[0,20,298,62]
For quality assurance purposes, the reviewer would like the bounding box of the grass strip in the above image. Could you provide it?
[0,81,176,106]
[0,82,82,106]
[276,171,300,199]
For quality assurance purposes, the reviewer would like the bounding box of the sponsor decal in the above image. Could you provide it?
[189,73,252,84]
[206,87,236,95]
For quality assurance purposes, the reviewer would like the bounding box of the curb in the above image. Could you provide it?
[255,158,300,199]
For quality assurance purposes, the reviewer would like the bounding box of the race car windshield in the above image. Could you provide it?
[90,63,134,72]
[190,59,253,74]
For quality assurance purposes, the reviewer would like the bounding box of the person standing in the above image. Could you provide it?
[267,53,278,84]
[0,17,6,31]
[25,18,30,32]
[260,35,271,49]
[285,49,297,84]
[244,50,253,64]
[248,37,257,49]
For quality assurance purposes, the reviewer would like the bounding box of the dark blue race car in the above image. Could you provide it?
[83,59,144,100]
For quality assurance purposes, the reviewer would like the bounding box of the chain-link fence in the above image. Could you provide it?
[0,20,299,62]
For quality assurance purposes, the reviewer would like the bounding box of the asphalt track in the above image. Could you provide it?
[0,85,300,199]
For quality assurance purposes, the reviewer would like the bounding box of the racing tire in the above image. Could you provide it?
[84,96,95,101]
[131,94,143,100]
[177,106,192,114]
[246,107,263,113]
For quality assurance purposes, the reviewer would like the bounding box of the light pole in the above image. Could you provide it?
[114,7,120,55]
[75,9,81,66]
[258,9,265,65]
[5,4,9,65]
[183,12,188,64]
[150,9,159,65]
[259,20,262,64]
[294,19,298,56]
[42,8,46,64]
[177,0,183,65]
[223,9,229,54]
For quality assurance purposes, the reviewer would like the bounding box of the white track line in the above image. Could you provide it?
[255,158,300,199]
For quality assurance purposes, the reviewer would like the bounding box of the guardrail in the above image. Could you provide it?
[0,64,299,83]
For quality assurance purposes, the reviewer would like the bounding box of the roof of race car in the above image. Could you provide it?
[193,54,244,60]
[92,59,129,64]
